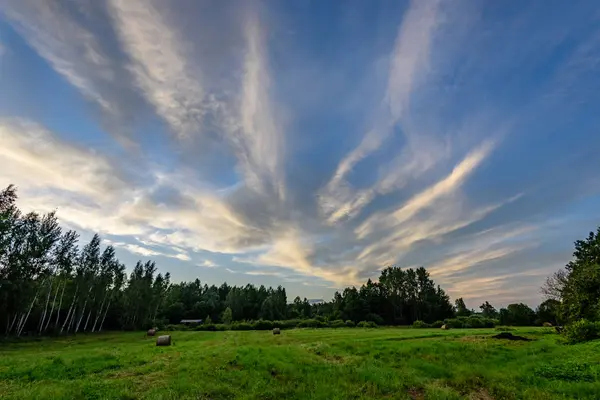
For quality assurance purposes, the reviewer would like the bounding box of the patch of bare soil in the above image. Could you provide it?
[469,389,495,400]
[491,332,531,341]
[407,387,425,399]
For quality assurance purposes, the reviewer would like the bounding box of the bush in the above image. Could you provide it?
[543,322,553,327]
[365,313,385,325]
[345,320,355,328]
[443,318,464,329]
[298,319,327,328]
[495,326,514,332]
[563,319,600,344]
[231,322,253,331]
[165,324,188,331]
[357,321,378,328]
[281,319,301,329]
[412,320,429,328]
[329,319,346,328]
[196,323,216,331]
[465,316,484,328]
[430,320,444,328]
[252,320,274,330]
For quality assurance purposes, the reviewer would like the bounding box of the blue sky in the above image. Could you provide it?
[1,0,599,308]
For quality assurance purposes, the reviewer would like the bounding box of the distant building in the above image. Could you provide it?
[180,319,203,324]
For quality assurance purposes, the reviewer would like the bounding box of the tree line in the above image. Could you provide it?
[1,184,588,336]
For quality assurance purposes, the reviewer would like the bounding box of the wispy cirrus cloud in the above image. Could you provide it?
[2,0,600,305]
[107,0,206,139]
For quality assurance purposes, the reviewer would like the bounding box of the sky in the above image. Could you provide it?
[1,0,599,308]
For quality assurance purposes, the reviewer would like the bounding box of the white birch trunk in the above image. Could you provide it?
[55,280,67,328]
[61,285,78,334]
[99,295,112,332]
[18,293,39,337]
[44,281,61,332]
[83,307,93,332]
[39,278,55,332]
[91,293,106,332]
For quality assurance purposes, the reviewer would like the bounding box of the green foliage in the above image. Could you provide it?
[430,320,444,328]
[344,320,355,327]
[535,362,596,382]
[297,319,327,328]
[204,315,212,325]
[165,324,188,331]
[252,319,274,330]
[455,298,471,316]
[443,316,497,329]
[221,307,232,325]
[329,319,346,328]
[495,326,515,332]
[479,301,498,318]
[230,322,253,331]
[357,321,378,328]
[543,227,600,324]
[499,303,536,326]
[536,299,561,326]
[412,320,429,328]
[563,319,600,343]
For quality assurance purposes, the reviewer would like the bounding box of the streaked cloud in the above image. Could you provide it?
[2,0,600,305]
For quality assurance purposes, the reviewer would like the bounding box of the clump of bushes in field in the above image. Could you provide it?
[562,319,600,344]
[412,320,429,328]
[411,316,498,329]
[329,320,346,328]
[356,321,378,328]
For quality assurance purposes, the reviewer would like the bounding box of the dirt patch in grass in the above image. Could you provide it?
[469,389,495,400]
[407,387,425,399]
[491,332,531,341]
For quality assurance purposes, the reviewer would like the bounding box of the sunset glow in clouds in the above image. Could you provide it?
[1,0,600,307]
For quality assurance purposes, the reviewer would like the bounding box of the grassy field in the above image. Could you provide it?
[0,327,599,399]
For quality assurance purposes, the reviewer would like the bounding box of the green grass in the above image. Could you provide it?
[1,327,599,399]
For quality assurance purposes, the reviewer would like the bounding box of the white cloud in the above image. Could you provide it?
[319,0,446,224]
[4,1,126,116]
[198,260,218,268]
[107,0,206,139]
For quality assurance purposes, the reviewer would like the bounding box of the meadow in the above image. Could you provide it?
[1,327,599,400]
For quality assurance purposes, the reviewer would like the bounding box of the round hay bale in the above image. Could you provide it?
[441,324,449,330]
[273,328,281,335]
[147,328,157,336]
[156,335,172,346]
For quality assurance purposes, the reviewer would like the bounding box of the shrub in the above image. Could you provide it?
[543,322,553,327]
[345,320,355,328]
[412,320,428,328]
[329,319,346,328]
[298,319,327,328]
[430,320,444,328]
[214,324,227,331]
[196,323,216,331]
[357,321,378,328]
[465,316,484,328]
[495,326,515,332]
[563,319,600,344]
[281,319,301,329]
[443,318,464,329]
[252,320,274,330]
[365,313,385,325]
[231,322,253,331]
[165,324,188,331]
